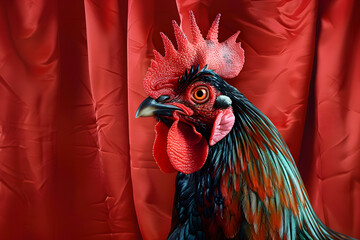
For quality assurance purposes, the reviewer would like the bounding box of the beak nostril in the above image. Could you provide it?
[156,95,170,102]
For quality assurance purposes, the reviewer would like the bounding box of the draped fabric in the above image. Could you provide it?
[0,0,358,239]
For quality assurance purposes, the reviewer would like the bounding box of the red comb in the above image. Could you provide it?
[144,11,245,99]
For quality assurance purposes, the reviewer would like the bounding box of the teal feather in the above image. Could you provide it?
[168,67,356,240]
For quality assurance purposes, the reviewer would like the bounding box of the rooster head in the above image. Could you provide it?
[136,12,245,174]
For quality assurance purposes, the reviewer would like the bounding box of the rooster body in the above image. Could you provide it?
[166,68,353,240]
[136,12,356,240]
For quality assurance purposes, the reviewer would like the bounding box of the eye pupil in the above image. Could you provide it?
[196,90,204,98]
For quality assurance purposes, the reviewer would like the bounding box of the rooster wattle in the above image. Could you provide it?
[136,11,356,240]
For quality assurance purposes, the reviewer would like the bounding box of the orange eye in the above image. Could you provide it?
[192,86,209,103]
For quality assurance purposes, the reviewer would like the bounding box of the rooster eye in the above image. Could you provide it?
[192,86,209,103]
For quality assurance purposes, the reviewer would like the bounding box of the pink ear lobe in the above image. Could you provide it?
[209,108,235,146]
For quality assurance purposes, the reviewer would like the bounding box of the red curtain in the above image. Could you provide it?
[0,0,358,239]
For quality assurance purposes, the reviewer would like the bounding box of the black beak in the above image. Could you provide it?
[135,97,182,118]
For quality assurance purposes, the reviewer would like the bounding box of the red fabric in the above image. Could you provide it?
[298,0,360,236]
[0,0,358,239]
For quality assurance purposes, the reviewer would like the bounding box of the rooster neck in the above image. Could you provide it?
[170,83,355,239]
[205,92,294,181]
[173,94,299,238]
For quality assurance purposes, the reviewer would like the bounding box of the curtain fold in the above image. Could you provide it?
[84,0,140,239]
[0,0,358,239]
[0,0,59,239]
[298,0,360,236]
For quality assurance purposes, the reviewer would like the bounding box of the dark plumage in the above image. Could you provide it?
[164,67,355,240]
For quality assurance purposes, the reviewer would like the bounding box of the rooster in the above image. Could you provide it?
[136,12,356,240]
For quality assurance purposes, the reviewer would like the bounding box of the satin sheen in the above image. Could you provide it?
[0,0,359,239]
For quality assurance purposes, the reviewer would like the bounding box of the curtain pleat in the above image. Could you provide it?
[0,0,59,239]
[298,0,360,236]
[84,0,140,239]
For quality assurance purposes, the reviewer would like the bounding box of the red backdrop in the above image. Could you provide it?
[0,0,359,239]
